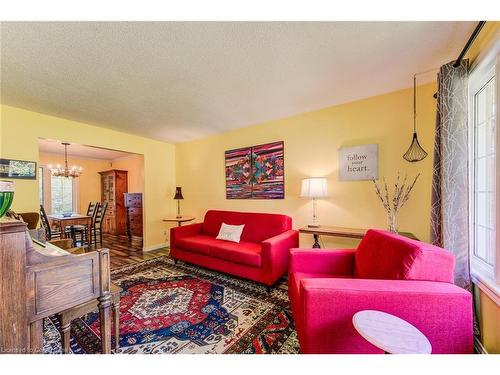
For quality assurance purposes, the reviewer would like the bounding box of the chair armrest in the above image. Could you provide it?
[289,248,355,276]
[261,229,299,283]
[299,278,473,354]
[170,222,203,248]
[49,238,74,250]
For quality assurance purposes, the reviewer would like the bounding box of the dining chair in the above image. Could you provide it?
[93,202,108,248]
[18,212,40,230]
[39,205,61,240]
[65,202,99,247]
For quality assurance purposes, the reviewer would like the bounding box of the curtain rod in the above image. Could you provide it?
[431,21,486,99]
[453,21,486,68]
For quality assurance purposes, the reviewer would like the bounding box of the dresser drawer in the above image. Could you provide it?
[129,217,143,226]
[125,193,142,208]
[128,207,142,216]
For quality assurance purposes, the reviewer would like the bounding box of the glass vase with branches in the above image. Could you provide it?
[371,172,420,233]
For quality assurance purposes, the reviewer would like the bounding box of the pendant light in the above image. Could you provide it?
[403,75,428,162]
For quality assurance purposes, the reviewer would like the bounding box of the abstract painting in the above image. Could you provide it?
[225,141,284,199]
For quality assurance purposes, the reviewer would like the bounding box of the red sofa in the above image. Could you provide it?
[170,210,299,287]
[289,229,473,354]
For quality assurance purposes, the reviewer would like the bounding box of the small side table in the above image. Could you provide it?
[298,225,419,248]
[163,216,195,227]
[299,225,366,248]
[352,310,432,354]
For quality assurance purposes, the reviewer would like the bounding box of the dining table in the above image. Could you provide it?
[47,213,92,247]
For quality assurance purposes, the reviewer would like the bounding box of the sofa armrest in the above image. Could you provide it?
[289,248,355,276]
[299,278,473,354]
[170,222,203,248]
[261,229,299,284]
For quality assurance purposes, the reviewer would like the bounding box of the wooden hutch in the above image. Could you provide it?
[99,169,128,235]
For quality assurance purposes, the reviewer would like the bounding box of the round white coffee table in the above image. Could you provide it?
[352,310,432,354]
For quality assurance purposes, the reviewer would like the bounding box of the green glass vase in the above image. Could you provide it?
[0,180,14,218]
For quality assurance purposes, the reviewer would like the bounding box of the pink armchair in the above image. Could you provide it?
[288,229,473,354]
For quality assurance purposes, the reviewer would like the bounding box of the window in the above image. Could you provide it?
[469,47,500,296]
[39,166,79,214]
[50,175,74,214]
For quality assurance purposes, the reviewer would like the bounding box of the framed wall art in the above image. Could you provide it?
[0,158,37,180]
[225,141,284,199]
[338,144,378,181]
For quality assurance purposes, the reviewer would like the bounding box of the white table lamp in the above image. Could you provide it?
[300,177,328,227]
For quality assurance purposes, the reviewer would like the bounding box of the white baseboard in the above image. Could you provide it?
[143,242,169,252]
[474,337,488,354]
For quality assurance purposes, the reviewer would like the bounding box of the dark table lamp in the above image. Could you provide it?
[173,187,184,218]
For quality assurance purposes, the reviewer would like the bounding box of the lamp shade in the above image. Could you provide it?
[173,187,184,200]
[300,178,328,198]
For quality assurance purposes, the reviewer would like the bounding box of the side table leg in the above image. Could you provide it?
[313,234,321,248]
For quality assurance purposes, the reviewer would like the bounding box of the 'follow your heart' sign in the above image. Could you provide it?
[339,144,378,181]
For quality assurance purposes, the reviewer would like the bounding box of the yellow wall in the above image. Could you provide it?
[466,20,500,354]
[176,82,437,248]
[38,152,110,214]
[0,104,175,249]
[111,154,145,194]
[474,286,500,353]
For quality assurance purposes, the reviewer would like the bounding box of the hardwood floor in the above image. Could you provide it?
[89,234,168,270]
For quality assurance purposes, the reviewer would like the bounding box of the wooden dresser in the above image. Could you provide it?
[124,193,143,242]
[99,169,128,235]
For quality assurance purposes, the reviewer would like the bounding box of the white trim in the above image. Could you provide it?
[468,45,500,295]
[472,271,500,307]
[143,242,168,252]
[496,52,500,283]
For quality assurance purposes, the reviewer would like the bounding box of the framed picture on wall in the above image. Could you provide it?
[0,158,37,180]
[338,144,378,181]
[225,141,284,199]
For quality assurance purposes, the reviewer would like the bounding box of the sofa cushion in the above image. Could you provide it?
[210,241,262,267]
[354,229,455,283]
[202,210,292,243]
[176,235,218,255]
[291,271,349,296]
[216,222,245,243]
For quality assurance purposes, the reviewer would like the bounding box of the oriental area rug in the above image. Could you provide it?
[42,256,299,354]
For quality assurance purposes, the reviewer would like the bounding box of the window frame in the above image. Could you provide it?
[39,164,80,214]
[468,43,500,301]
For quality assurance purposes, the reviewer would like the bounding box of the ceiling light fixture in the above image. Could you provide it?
[403,75,428,162]
[49,142,82,178]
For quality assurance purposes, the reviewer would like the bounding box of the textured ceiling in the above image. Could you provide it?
[1,21,476,143]
[38,138,133,160]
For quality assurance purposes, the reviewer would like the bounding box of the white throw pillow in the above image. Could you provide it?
[216,222,245,243]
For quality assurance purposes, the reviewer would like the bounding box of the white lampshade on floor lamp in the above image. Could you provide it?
[301,177,328,227]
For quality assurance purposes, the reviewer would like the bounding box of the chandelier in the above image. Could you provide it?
[49,142,83,178]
